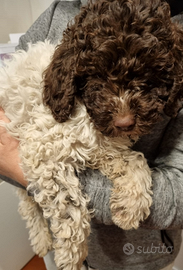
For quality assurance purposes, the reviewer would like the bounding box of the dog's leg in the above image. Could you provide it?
[34,168,91,270]
[108,151,152,230]
[17,189,53,256]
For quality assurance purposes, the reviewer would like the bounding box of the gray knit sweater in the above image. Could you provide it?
[7,1,183,269]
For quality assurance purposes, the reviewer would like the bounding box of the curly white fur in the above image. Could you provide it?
[0,41,152,270]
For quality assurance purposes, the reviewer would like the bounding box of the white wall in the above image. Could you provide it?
[0,182,34,270]
[0,0,54,43]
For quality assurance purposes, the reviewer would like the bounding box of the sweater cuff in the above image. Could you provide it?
[79,168,113,225]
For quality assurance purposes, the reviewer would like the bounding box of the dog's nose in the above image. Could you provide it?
[114,115,135,131]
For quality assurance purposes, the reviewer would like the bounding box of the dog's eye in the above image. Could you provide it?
[158,95,169,102]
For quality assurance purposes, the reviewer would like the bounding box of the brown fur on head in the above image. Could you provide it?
[43,0,183,138]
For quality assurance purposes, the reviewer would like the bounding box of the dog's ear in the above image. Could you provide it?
[162,20,183,118]
[164,22,183,118]
[43,42,77,123]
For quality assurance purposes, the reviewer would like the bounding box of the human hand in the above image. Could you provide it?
[0,108,27,187]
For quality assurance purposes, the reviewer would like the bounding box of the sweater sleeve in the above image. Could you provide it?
[79,169,113,225]
[0,174,26,190]
[79,109,183,229]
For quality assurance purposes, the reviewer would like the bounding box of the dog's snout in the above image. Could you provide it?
[114,115,135,131]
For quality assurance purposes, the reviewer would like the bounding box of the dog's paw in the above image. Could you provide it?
[110,185,152,229]
[109,151,153,229]
[110,167,152,229]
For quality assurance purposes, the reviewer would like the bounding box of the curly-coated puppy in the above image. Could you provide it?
[44,0,183,136]
[0,0,183,270]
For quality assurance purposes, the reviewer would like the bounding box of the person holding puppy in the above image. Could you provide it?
[1,1,183,270]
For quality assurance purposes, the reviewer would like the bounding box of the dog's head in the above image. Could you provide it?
[43,0,183,138]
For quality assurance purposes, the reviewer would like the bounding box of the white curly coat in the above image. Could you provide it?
[0,42,152,270]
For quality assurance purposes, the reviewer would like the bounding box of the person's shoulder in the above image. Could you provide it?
[53,1,81,23]
[169,108,183,131]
